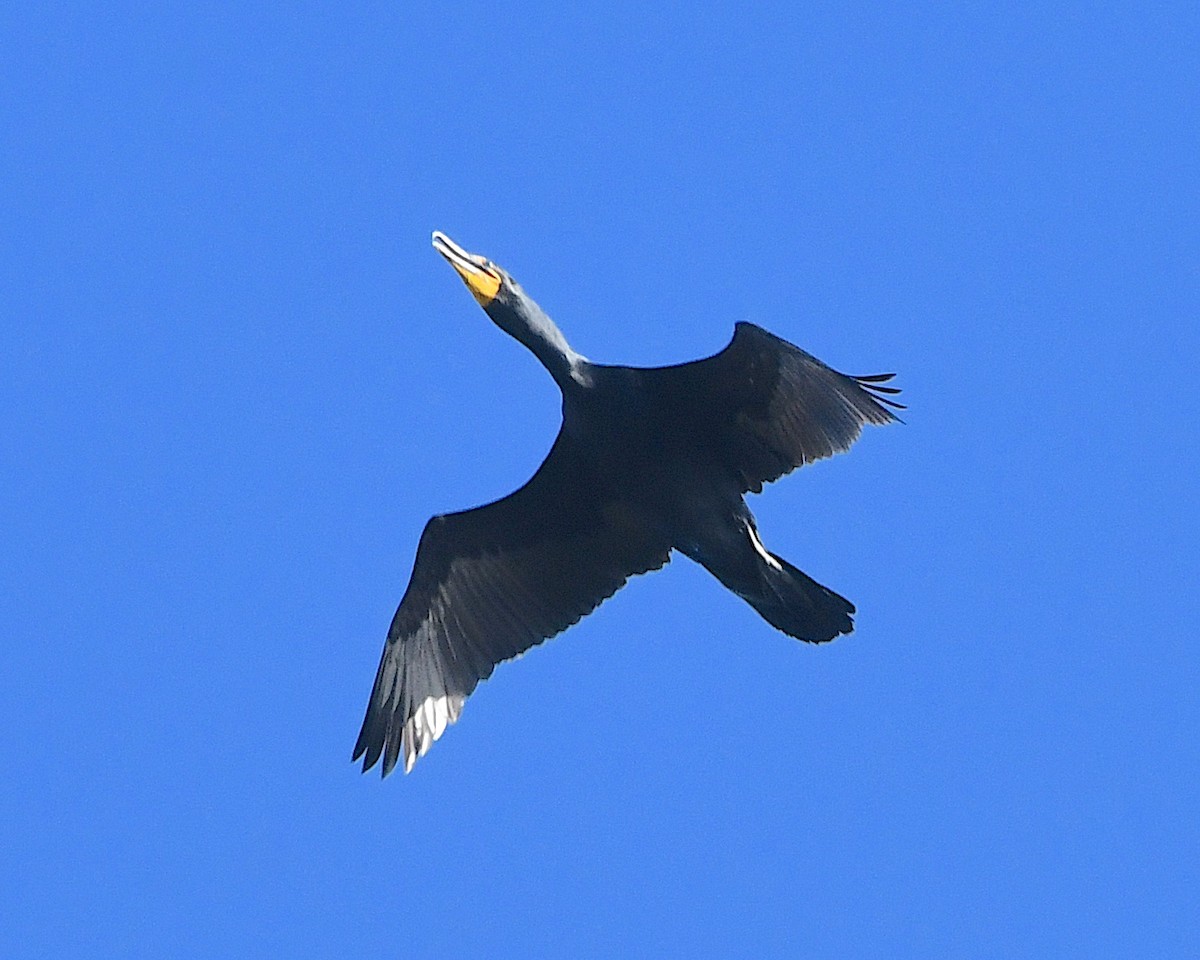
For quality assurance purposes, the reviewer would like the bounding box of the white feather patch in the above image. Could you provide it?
[402,693,466,773]
[747,524,783,571]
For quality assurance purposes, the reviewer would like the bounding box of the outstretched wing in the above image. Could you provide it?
[353,431,671,776]
[646,322,903,494]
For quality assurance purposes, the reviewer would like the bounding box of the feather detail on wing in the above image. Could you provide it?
[353,432,671,775]
[646,322,903,493]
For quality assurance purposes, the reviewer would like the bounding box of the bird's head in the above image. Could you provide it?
[432,230,541,338]
[431,230,583,384]
[431,231,507,307]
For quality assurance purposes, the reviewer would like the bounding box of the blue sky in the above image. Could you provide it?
[3,1,1197,956]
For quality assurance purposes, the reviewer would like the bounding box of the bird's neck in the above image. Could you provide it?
[507,303,589,390]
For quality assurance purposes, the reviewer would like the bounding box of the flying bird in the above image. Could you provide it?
[353,232,903,775]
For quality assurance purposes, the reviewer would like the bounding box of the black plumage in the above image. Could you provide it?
[353,232,903,775]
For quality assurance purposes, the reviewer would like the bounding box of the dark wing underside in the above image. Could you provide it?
[353,431,671,776]
[645,322,903,494]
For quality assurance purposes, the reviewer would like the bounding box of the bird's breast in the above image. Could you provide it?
[561,395,741,544]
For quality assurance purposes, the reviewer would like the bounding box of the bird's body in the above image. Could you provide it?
[353,233,903,776]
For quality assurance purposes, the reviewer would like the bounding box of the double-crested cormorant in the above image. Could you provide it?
[353,232,903,775]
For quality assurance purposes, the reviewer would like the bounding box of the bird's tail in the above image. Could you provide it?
[745,553,855,643]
